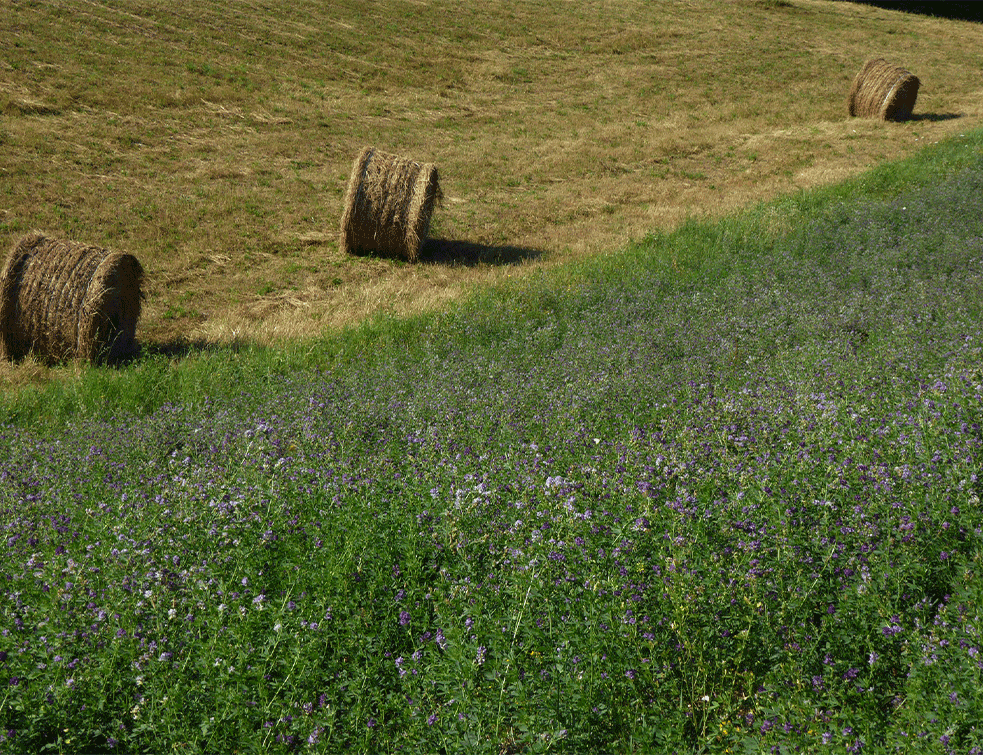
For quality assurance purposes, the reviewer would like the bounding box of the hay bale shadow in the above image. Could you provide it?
[908,112,963,122]
[126,337,253,363]
[420,238,544,267]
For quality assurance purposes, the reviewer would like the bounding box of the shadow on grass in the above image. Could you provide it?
[344,238,544,267]
[908,112,964,123]
[128,338,250,363]
[420,238,543,267]
[844,1,983,23]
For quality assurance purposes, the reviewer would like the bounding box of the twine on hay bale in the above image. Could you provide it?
[0,232,144,364]
[848,58,920,121]
[339,147,442,261]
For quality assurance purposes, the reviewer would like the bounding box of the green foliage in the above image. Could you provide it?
[2,129,983,754]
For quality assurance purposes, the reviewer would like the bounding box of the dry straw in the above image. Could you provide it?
[0,232,144,364]
[848,58,920,121]
[339,147,442,261]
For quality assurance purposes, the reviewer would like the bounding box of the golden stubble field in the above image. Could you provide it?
[1,0,982,384]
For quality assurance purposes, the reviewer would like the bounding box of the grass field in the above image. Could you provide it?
[1,0,982,380]
[3,2,983,753]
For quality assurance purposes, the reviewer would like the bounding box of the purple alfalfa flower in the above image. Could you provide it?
[427,712,438,726]
[366,718,377,729]
[399,610,411,627]
[435,628,447,650]
[106,737,117,749]
[475,646,486,666]
[395,657,407,678]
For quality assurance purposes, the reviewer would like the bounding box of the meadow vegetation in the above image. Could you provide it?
[3,1,983,753]
[2,127,983,751]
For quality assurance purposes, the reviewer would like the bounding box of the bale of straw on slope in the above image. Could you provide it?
[847,58,920,121]
[0,232,144,364]
[339,147,442,262]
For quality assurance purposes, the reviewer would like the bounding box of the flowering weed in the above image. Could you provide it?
[2,136,983,752]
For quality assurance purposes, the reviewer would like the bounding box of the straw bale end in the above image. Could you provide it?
[848,58,919,121]
[339,147,442,261]
[0,232,144,364]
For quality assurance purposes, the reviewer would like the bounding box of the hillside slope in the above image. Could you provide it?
[1,0,981,360]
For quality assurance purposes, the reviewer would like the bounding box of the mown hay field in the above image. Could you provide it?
[1,0,981,372]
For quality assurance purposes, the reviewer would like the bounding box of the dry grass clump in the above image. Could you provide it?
[847,58,920,121]
[339,147,442,262]
[0,232,144,364]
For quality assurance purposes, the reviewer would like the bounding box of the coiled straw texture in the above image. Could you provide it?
[0,232,143,364]
[339,147,441,262]
[848,58,920,121]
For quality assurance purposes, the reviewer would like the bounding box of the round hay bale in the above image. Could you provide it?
[0,232,144,364]
[847,58,920,121]
[339,147,442,262]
